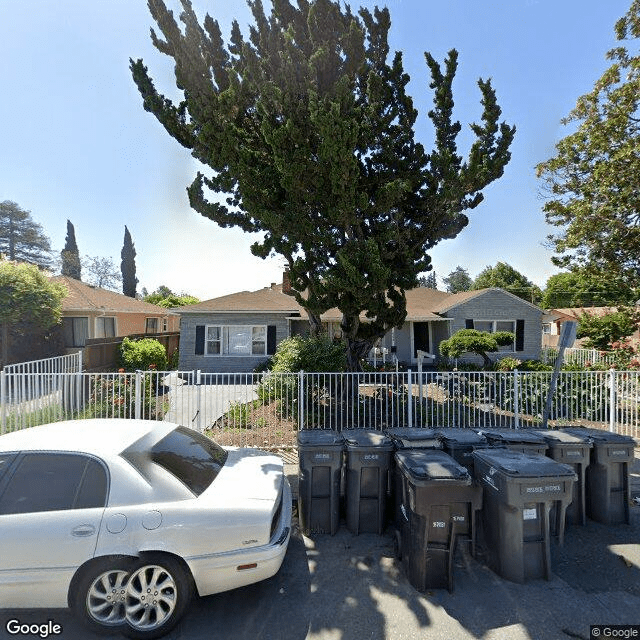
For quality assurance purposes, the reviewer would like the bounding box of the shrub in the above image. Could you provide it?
[270,334,347,373]
[119,337,168,372]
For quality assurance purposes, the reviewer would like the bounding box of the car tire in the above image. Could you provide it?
[72,556,134,634]
[122,554,194,640]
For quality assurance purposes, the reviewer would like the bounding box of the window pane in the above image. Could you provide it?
[496,321,515,333]
[0,454,97,515]
[123,427,228,496]
[206,340,220,354]
[75,458,108,509]
[0,454,16,482]
[474,321,493,333]
[207,327,220,340]
[146,318,158,333]
[227,326,251,354]
[252,326,266,354]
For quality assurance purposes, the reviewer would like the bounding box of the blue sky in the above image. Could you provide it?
[0,0,631,300]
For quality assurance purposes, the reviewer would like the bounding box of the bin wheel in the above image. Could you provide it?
[393,529,402,560]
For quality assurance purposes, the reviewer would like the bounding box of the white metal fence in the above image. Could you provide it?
[2,368,639,446]
[541,347,617,368]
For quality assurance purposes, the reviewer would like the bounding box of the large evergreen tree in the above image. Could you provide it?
[542,269,635,308]
[61,220,81,280]
[443,265,472,293]
[131,0,515,369]
[121,225,138,298]
[537,1,640,288]
[0,200,52,269]
[472,262,542,304]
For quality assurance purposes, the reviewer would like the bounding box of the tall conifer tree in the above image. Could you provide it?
[61,220,81,280]
[121,225,138,298]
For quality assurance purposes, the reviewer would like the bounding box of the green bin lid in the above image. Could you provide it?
[472,448,576,479]
[342,429,393,448]
[395,450,470,482]
[476,428,546,445]
[435,428,487,445]
[297,429,344,447]
[530,429,592,446]
[384,427,441,448]
[561,427,635,446]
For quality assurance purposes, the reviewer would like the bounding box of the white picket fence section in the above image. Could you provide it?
[541,347,617,368]
[2,368,639,446]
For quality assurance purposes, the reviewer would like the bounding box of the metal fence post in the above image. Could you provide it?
[513,369,520,429]
[135,370,142,420]
[298,370,304,431]
[609,368,616,433]
[196,370,202,432]
[1,369,6,434]
[407,369,413,428]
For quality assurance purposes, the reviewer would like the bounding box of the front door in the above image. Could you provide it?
[413,322,430,359]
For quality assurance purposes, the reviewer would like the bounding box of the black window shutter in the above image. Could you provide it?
[195,325,205,355]
[515,319,525,351]
[267,325,277,355]
[465,319,474,329]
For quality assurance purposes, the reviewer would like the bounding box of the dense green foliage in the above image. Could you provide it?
[542,269,636,308]
[0,260,66,366]
[119,337,168,371]
[537,1,640,288]
[0,201,52,269]
[121,226,138,298]
[443,266,472,293]
[472,262,542,303]
[270,335,347,373]
[131,0,514,370]
[61,219,81,280]
[577,307,640,350]
[143,285,200,308]
[439,328,515,368]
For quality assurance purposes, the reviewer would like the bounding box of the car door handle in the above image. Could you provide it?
[71,524,96,537]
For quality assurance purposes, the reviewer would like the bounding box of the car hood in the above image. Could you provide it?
[203,448,284,505]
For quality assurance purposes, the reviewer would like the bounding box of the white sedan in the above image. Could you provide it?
[0,419,292,639]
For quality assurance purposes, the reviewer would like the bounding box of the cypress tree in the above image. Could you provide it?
[61,220,81,280]
[121,225,138,298]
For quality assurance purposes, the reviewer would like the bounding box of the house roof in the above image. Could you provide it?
[52,276,177,315]
[176,283,305,314]
[548,306,619,320]
[179,282,542,320]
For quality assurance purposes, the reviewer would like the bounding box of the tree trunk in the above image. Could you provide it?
[306,310,323,337]
[345,336,374,372]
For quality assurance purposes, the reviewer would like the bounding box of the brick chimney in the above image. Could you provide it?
[282,269,293,296]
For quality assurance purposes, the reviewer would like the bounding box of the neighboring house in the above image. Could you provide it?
[52,276,180,352]
[542,307,617,348]
[177,282,543,373]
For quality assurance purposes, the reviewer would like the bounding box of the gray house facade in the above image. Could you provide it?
[177,283,543,373]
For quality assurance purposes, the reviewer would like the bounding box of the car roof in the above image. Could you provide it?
[0,419,179,457]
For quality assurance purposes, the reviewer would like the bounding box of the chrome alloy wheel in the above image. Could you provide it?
[86,569,130,626]
[125,564,177,631]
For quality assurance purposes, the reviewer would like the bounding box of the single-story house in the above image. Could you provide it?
[177,281,543,373]
[52,276,180,352]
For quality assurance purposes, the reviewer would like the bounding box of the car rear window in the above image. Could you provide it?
[128,427,228,496]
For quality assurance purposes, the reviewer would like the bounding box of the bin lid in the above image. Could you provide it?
[472,448,576,479]
[561,426,635,446]
[384,427,441,449]
[297,429,344,447]
[395,450,471,483]
[476,428,546,445]
[342,429,393,449]
[530,429,592,446]
[435,428,487,445]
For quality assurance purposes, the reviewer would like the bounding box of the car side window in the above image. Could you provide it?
[0,453,17,482]
[0,453,108,515]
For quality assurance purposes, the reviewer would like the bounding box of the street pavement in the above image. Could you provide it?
[1,450,639,640]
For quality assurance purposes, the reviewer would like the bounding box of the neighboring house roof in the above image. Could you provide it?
[547,306,619,320]
[52,276,177,315]
[178,283,542,320]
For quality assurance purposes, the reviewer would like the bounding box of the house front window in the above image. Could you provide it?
[205,325,267,356]
[145,317,159,333]
[472,320,516,351]
[95,316,115,338]
[63,317,89,347]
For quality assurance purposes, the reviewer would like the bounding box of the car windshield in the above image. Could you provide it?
[123,427,228,496]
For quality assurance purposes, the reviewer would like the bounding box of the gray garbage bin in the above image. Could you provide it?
[561,426,635,524]
[342,429,394,535]
[434,428,491,474]
[532,429,592,529]
[394,449,482,592]
[473,448,576,583]
[476,428,548,456]
[384,427,441,450]
[297,429,344,535]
